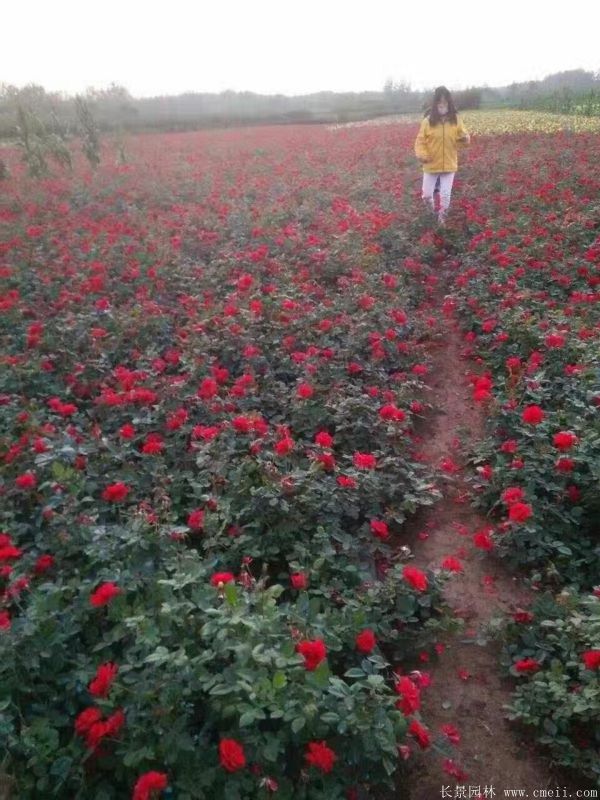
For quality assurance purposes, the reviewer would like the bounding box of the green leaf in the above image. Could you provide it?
[272,670,287,690]
[344,668,365,679]
[49,756,73,780]
[320,712,339,725]
[291,717,305,733]
[123,747,153,767]
[208,684,235,696]
[225,583,239,608]
[311,661,330,688]
[144,646,170,664]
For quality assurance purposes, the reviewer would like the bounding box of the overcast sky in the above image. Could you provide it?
[3,0,599,97]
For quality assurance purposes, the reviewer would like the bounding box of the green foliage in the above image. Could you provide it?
[0,516,449,798]
[497,592,600,785]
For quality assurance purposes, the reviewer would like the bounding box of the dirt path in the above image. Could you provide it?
[403,253,580,799]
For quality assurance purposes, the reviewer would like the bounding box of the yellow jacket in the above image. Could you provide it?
[414,114,470,173]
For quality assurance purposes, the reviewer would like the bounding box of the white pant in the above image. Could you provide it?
[422,172,455,217]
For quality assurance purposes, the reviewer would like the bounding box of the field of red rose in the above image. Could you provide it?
[1,115,599,798]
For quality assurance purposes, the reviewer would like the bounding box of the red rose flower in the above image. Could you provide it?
[231,415,251,433]
[192,425,220,441]
[473,529,494,550]
[521,405,544,425]
[15,472,37,490]
[132,771,168,800]
[555,458,575,473]
[297,383,314,399]
[353,452,377,470]
[314,430,334,448]
[74,706,102,736]
[296,639,327,671]
[290,572,308,590]
[355,629,376,654]
[315,452,336,471]
[274,437,294,456]
[441,556,463,573]
[553,431,578,450]
[501,486,525,505]
[582,650,600,670]
[141,434,164,455]
[515,658,541,673]
[408,719,431,749]
[0,545,23,562]
[305,741,337,773]
[101,482,130,502]
[119,423,135,439]
[402,565,428,592]
[440,723,461,745]
[197,377,219,399]
[89,662,119,698]
[100,708,125,741]
[394,675,421,715]
[80,707,124,750]
[187,509,205,531]
[370,519,389,540]
[219,738,246,772]
[379,404,406,422]
[508,502,533,523]
[90,582,121,607]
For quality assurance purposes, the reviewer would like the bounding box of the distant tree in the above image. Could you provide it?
[541,69,597,92]
[454,87,482,110]
[15,103,50,177]
[382,78,414,112]
[75,95,101,168]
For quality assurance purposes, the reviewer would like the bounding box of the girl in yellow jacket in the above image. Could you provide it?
[414,86,470,225]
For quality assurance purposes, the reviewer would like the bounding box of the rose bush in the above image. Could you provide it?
[0,123,455,797]
[444,127,600,789]
[497,590,600,784]
[0,514,454,798]
[449,137,600,589]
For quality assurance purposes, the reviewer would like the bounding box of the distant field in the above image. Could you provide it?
[327,107,600,134]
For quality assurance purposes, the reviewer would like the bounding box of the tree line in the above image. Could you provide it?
[0,68,598,146]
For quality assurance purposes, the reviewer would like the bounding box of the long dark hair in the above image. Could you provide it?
[426,86,457,125]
